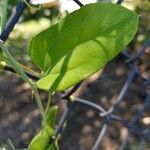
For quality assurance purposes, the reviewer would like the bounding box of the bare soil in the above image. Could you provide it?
[0,54,150,150]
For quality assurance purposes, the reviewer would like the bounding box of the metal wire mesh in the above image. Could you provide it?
[0,0,150,150]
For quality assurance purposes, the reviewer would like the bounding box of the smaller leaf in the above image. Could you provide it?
[45,106,58,128]
[28,126,54,150]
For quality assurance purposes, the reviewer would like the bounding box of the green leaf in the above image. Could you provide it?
[28,126,54,150]
[45,106,58,128]
[28,3,139,91]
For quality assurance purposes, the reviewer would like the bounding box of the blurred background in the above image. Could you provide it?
[0,0,150,149]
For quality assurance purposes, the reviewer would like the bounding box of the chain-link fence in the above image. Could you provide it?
[0,0,150,150]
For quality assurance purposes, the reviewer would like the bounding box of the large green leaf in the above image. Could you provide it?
[28,3,139,91]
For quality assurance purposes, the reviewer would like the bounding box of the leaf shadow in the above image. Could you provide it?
[50,51,72,91]
[49,26,125,91]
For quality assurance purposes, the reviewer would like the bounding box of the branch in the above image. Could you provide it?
[4,64,40,80]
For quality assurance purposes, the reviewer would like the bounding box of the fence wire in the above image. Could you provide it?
[0,0,150,150]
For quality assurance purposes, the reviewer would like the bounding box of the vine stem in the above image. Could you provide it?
[45,92,52,114]
[0,40,45,122]
[4,63,40,80]
[1,0,8,32]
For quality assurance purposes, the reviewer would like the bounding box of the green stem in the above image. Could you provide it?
[0,41,32,84]
[0,40,45,122]
[33,86,46,119]
[1,0,8,32]
[45,92,52,114]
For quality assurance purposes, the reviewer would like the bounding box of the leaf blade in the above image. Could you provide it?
[28,3,139,91]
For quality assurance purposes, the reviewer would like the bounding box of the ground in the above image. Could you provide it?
[0,52,150,150]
